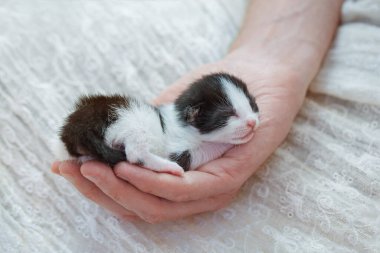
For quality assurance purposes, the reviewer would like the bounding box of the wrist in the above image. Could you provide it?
[225,42,320,89]
[224,0,342,90]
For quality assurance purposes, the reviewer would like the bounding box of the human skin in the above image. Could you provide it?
[52,0,343,223]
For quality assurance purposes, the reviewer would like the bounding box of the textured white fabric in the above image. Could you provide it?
[310,0,380,106]
[1,0,379,252]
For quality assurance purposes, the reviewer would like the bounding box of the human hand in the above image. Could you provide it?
[52,55,308,223]
[51,0,343,222]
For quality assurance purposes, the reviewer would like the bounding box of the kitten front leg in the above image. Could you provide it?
[126,147,184,176]
[141,153,184,176]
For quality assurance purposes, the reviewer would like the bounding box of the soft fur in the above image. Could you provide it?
[58,72,260,175]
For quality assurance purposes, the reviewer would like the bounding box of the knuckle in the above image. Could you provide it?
[215,199,231,210]
[110,189,124,203]
[212,192,237,211]
[80,164,106,183]
[170,181,193,202]
[81,169,101,182]
[60,169,74,178]
[142,213,163,224]
[80,186,98,201]
[213,201,229,212]
[113,168,122,177]
[172,192,191,202]
[138,184,155,195]
[228,186,240,196]
[140,210,165,224]
[114,167,127,179]
[120,214,139,222]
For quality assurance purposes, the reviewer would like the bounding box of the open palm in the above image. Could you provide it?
[52,57,308,223]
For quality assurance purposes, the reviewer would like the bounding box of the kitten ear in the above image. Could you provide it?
[185,105,200,123]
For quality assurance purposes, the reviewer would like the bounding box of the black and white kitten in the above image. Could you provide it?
[56,73,259,176]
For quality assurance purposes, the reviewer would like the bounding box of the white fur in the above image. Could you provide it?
[159,105,229,170]
[160,104,201,153]
[105,100,183,175]
[105,100,166,157]
[160,77,259,170]
[52,137,73,161]
[58,76,259,174]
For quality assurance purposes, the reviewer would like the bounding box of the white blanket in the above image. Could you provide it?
[1,0,379,252]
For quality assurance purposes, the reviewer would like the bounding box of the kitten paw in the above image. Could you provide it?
[158,162,184,176]
[139,153,185,176]
[78,155,94,164]
[160,163,185,176]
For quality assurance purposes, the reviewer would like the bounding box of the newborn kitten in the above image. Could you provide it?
[57,73,259,176]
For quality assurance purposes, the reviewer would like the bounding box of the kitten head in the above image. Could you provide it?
[175,73,259,144]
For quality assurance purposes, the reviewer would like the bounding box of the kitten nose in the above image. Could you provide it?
[246,119,256,128]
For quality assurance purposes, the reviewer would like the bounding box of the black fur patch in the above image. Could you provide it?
[155,107,166,133]
[134,159,144,167]
[60,94,129,166]
[174,72,257,134]
[169,151,191,171]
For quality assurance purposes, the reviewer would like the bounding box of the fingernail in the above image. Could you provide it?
[83,174,97,182]
[60,172,75,184]
[114,163,134,180]
[58,163,74,180]
[51,161,61,175]
[115,162,133,171]
[51,167,60,175]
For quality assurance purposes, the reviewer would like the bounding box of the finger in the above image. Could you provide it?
[58,160,140,221]
[138,190,236,223]
[114,161,240,202]
[80,161,164,215]
[81,161,237,223]
[151,190,237,223]
[51,160,61,175]
[112,116,277,203]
